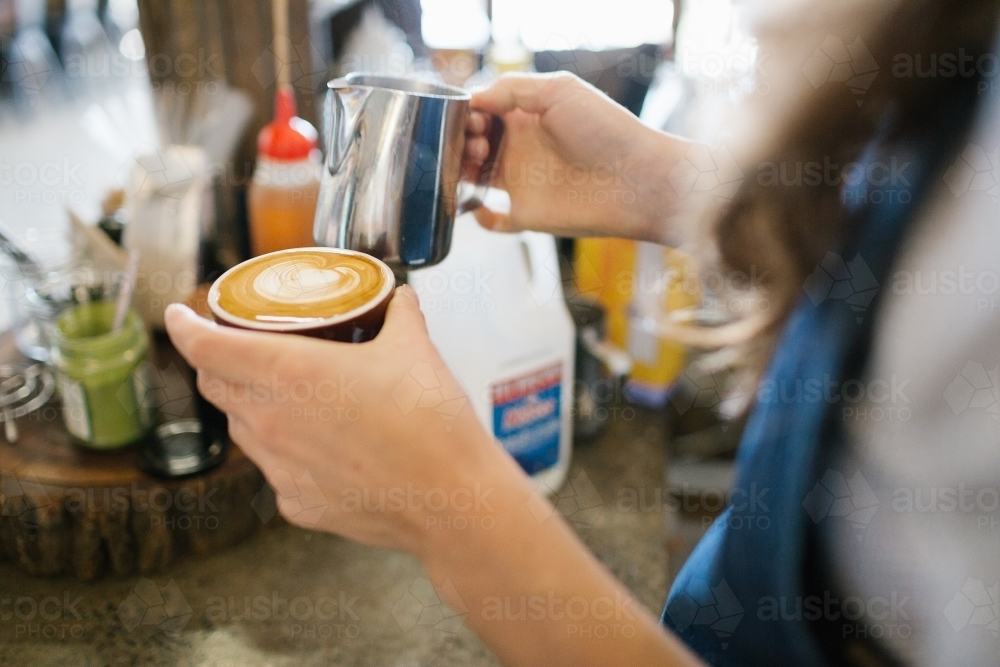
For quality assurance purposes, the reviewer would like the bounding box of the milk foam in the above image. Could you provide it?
[252,261,362,304]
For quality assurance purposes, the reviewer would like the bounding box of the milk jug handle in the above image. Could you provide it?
[458,114,505,214]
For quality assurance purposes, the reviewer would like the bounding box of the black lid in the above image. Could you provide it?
[138,418,227,479]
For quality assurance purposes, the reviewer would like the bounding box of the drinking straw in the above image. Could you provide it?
[113,249,140,332]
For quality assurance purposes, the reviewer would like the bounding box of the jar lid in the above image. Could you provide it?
[138,418,226,478]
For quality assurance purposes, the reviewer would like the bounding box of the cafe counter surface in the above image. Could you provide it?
[0,410,675,667]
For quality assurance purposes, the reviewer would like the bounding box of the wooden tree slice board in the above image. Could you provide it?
[0,329,267,580]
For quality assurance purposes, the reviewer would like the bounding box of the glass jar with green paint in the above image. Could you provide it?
[51,301,153,449]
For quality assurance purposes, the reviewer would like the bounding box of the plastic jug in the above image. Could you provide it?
[409,204,575,493]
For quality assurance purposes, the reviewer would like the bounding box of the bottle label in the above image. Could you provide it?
[57,373,92,441]
[492,363,562,475]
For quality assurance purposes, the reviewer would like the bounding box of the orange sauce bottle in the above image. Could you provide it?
[248,86,321,256]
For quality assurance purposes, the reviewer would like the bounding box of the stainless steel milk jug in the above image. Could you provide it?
[314,73,503,270]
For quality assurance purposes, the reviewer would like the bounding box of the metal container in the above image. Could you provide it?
[139,418,227,479]
[314,73,503,270]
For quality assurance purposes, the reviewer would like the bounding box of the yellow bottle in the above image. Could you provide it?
[575,238,699,407]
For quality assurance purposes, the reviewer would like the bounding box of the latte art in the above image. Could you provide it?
[252,262,362,305]
[212,249,391,325]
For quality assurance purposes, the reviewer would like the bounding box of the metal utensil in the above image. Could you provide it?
[0,363,56,444]
[138,418,227,479]
[568,296,632,439]
[314,73,504,270]
[0,224,44,283]
[112,249,140,331]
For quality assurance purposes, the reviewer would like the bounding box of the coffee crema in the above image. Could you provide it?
[213,249,390,325]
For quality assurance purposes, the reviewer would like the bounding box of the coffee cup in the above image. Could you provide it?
[207,247,395,342]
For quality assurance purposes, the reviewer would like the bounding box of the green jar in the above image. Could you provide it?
[52,301,153,449]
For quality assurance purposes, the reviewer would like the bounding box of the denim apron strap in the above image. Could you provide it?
[660,80,985,666]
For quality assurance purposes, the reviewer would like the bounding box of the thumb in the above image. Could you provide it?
[165,303,286,383]
[378,285,429,340]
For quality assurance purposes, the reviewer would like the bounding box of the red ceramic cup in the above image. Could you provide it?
[207,247,396,343]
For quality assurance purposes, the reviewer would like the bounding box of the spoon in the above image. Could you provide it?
[113,249,141,331]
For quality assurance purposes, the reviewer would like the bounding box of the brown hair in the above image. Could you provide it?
[673,0,1000,371]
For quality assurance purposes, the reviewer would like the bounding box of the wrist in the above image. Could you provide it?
[398,413,528,565]
[621,127,690,244]
[415,431,529,568]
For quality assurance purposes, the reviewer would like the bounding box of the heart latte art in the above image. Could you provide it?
[213,249,390,324]
[253,263,361,305]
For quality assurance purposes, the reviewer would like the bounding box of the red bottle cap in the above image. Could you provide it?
[256,86,318,161]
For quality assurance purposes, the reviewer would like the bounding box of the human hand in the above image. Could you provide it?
[462,72,688,242]
[166,289,701,667]
[164,286,507,557]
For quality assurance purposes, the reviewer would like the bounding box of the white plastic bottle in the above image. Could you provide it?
[409,204,576,493]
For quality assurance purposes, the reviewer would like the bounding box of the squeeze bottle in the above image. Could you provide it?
[247,87,321,256]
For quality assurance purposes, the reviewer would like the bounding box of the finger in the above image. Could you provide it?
[470,72,576,117]
[465,110,487,135]
[462,136,489,164]
[461,137,490,181]
[377,284,429,341]
[472,206,516,233]
[166,303,297,383]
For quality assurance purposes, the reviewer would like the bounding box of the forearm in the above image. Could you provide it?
[417,430,703,667]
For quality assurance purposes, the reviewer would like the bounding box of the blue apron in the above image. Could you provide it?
[661,80,985,666]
